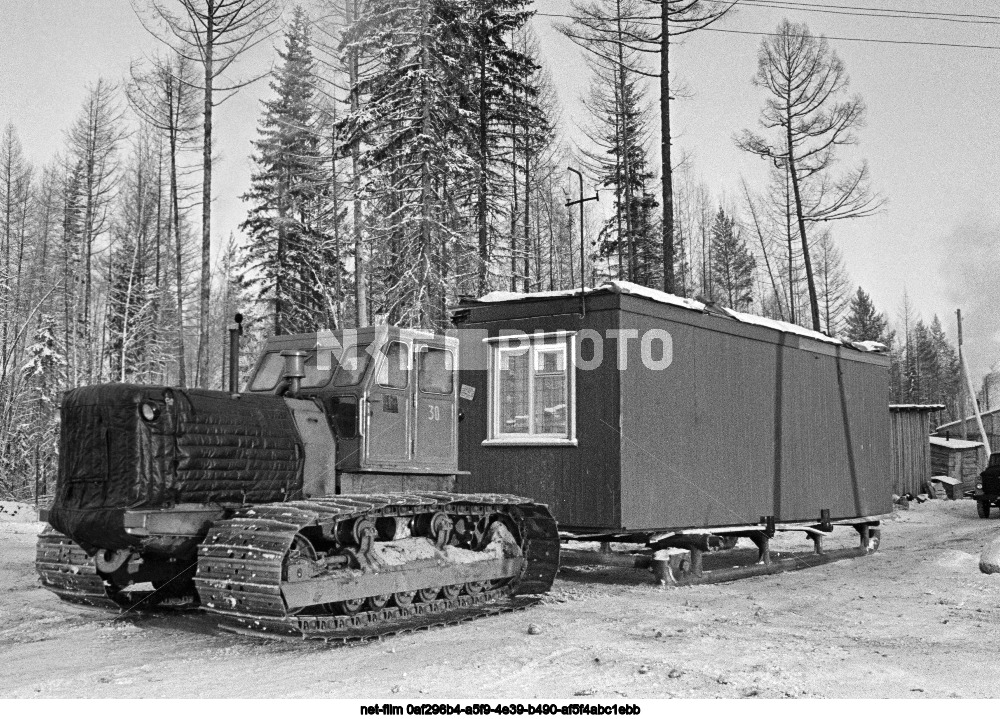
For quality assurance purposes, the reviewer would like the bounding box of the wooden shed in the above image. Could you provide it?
[452,281,892,534]
[889,404,944,497]
[936,408,1000,453]
[929,436,985,498]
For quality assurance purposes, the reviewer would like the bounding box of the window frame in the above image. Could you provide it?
[248,352,285,391]
[376,340,410,390]
[417,346,455,396]
[484,331,577,446]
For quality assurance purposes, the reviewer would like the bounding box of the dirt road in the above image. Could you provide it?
[2,500,999,699]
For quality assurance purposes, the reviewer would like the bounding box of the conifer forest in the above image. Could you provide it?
[0,0,984,500]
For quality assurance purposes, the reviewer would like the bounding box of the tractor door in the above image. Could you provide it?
[365,340,412,464]
[413,344,457,466]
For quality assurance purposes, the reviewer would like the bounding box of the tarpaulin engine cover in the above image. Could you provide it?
[49,384,304,551]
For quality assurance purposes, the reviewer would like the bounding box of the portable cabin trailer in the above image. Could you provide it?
[452,281,892,538]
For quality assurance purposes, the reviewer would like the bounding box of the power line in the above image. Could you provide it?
[708,0,1000,26]
[701,25,1000,50]
[532,10,1000,51]
[723,0,1000,22]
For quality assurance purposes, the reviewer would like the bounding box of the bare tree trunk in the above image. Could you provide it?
[477,19,489,295]
[348,0,367,327]
[167,80,187,386]
[197,22,214,386]
[330,125,343,328]
[742,181,784,320]
[523,144,530,293]
[785,125,820,330]
[510,114,519,293]
[660,9,674,293]
[419,0,434,326]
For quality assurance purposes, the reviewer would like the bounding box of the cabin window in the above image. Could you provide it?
[332,346,369,386]
[301,352,333,388]
[418,347,454,395]
[249,352,285,391]
[488,334,575,445]
[377,341,409,389]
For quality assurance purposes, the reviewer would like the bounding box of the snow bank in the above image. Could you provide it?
[0,501,38,523]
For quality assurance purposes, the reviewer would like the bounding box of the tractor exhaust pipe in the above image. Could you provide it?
[228,313,244,394]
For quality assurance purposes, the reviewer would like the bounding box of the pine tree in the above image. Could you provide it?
[243,7,326,335]
[709,208,755,310]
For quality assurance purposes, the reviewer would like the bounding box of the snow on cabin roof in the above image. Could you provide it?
[476,281,706,313]
[472,280,884,351]
[721,308,843,347]
[929,436,983,450]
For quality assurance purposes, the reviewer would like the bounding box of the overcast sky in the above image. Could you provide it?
[2,0,998,378]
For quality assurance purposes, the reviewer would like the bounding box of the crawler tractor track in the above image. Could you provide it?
[195,493,559,641]
[35,527,121,610]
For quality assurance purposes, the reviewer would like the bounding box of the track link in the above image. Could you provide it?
[35,526,121,610]
[195,493,559,640]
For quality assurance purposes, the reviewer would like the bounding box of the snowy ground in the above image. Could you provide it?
[2,500,1000,699]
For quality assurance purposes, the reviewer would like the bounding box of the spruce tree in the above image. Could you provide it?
[709,208,755,311]
[242,7,325,335]
[844,287,892,343]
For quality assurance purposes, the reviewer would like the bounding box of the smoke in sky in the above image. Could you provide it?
[938,214,1000,383]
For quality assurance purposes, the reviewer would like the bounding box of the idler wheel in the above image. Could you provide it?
[284,534,318,582]
[440,585,461,600]
[392,591,415,607]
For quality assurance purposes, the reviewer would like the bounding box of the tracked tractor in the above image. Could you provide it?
[35,325,559,640]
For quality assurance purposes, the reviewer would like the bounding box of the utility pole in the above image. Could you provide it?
[957,308,992,455]
[566,167,598,316]
[958,308,967,440]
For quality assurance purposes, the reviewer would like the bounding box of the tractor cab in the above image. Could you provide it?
[246,326,459,492]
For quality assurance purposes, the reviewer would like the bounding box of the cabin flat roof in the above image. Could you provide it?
[470,280,886,352]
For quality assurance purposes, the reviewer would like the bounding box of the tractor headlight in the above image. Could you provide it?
[140,401,161,422]
[977,482,983,490]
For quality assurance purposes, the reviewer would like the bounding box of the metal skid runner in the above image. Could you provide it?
[560,512,882,585]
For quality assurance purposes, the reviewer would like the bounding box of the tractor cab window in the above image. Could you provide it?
[418,347,454,395]
[990,453,1000,468]
[377,342,409,389]
[249,352,285,391]
[331,345,370,386]
[251,345,368,391]
[302,352,333,388]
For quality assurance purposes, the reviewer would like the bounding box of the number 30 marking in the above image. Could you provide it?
[427,405,441,421]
